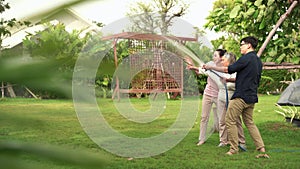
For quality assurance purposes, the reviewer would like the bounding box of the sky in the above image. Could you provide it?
[2,0,219,40]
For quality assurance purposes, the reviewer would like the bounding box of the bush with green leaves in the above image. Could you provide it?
[20,22,90,98]
[259,69,287,94]
[23,22,89,71]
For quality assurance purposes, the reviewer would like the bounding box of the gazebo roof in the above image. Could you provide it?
[102,32,197,42]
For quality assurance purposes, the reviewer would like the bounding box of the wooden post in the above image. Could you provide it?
[1,82,4,98]
[7,83,16,98]
[25,87,39,99]
[111,38,120,100]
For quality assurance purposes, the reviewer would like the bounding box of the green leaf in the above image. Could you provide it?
[267,6,277,15]
[230,5,241,18]
[268,49,277,57]
[276,53,286,63]
[256,10,264,22]
[214,27,220,32]
[246,7,256,17]
[265,57,273,62]
[292,56,300,64]
[206,22,215,30]
[253,10,259,19]
[217,10,224,16]
[267,0,275,6]
[254,0,263,7]
[259,18,266,29]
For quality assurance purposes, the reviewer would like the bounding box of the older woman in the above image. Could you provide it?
[207,53,246,149]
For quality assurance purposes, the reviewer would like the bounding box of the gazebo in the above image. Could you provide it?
[102,32,197,100]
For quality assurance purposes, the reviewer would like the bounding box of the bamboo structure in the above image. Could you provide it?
[102,32,197,100]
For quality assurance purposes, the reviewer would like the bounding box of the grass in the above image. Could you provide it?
[0,95,300,169]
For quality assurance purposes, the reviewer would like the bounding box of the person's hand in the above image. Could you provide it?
[202,64,211,70]
[185,58,194,66]
[186,64,193,70]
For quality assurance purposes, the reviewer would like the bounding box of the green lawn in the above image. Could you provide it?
[0,95,300,169]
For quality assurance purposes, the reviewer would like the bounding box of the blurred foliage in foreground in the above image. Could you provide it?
[0,1,109,168]
[0,141,108,169]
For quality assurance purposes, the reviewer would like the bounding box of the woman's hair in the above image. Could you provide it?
[216,49,227,58]
[224,52,236,65]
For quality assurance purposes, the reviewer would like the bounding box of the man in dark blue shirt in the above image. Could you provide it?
[203,36,266,156]
[228,50,262,104]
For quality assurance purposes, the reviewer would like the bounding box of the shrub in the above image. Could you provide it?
[258,69,299,94]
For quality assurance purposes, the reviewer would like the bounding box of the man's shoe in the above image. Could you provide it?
[238,144,247,151]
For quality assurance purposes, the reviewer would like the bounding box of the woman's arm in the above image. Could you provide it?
[226,77,236,83]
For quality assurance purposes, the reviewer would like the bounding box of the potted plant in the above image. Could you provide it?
[275,103,300,127]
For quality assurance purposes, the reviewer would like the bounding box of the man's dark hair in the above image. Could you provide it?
[240,36,258,49]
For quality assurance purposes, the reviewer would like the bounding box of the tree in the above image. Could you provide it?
[127,0,190,35]
[0,0,93,99]
[205,0,300,64]
[0,0,30,47]
[23,22,89,72]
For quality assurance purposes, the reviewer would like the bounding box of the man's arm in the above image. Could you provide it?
[187,65,207,75]
[203,64,228,73]
[187,65,198,71]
